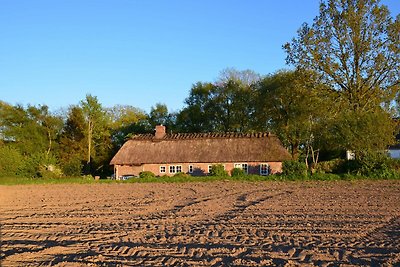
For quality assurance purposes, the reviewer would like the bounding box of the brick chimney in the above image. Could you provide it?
[155,125,166,139]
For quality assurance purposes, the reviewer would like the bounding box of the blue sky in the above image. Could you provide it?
[0,0,399,113]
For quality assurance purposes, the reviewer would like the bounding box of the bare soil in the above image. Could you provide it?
[1,181,399,266]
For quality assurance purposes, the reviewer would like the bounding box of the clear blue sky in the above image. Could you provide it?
[0,0,398,113]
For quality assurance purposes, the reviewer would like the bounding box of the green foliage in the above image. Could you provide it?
[315,159,345,173]
[108,105,149,149]
[231,168,245,177]
[0,146,24,176]
[0,103,62,156]
[284,0,399,111]
[309,173,341,181]
[328,108,395,153]
[80,94,111,173]
[282,160,308,177]
[209,164,228,176]
[139,171,156,179]
[176,69,261,133]
[176,82,216,132]
[149,103,172,128]
[17,152,61,178]
[173,172,191,178]
[62,157,83,177]
[254,70,328,159]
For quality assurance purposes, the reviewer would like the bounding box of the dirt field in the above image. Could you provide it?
[0,181,399,266]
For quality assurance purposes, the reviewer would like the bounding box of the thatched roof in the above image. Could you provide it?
[110,131,291,165]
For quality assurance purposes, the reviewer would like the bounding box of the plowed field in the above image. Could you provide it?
[1,181,399,266]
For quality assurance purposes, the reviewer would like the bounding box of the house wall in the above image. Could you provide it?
[115,162,283,178]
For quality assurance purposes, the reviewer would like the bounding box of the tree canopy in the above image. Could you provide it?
[284,0,399,111]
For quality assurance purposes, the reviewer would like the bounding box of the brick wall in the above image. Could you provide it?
[115,161,283,178]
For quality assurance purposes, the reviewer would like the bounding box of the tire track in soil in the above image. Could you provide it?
[1,182,399,266]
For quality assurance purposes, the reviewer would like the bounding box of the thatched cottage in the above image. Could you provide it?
[110,125,291,178]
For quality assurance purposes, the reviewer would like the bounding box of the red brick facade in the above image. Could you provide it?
[114,162,283,178]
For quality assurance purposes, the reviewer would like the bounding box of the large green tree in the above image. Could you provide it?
[148,103,177,132]
[108,105,149,149]
[254,70,328,160]
[176,69,260,133]
[80,94,111,173]
[176,82,216,132]
[0,102,62,156]
[284,0,398,154]
[284,0,399,110]
[58,106,87,175]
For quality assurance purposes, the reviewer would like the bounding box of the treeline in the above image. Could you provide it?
[0,68,397,178]
[0,0,399,178]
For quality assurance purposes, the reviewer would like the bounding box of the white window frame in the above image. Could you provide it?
[208,165,213,173]
[169,165,176,174]
[234,163,248,174]
[188,165,193,173]
[260,163,269,176]
[176,165,182,173]
[160,166,166,174]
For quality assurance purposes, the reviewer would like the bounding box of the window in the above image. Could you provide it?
[169,165,182,174]
[260,163,269,175]
[188,165,193,173]
[169,165,176,173]
[234,163,248,174]
[160,166,166,173]
[176,165,182,173]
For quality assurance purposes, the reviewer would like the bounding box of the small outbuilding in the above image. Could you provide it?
[110,125,291,179]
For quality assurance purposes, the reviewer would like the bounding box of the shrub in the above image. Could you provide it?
[337,151,396,177]
[62,158,83,177]
[231,168,245,177]
[139,171,155,179]
[0,146,24,177]
[209,164,228,176]
[17,152,60,178]
[310,173,341,181]
[282,160,308,177]
[315,159,345,173]
[173,172,191,178]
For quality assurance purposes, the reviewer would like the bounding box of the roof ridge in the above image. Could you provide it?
[130,131,273,140]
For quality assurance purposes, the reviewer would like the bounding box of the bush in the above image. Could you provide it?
[173,172,191,178]
[337,151,396,177]
[0,146,24,177]
[209,164,228,176]
[17,152,61,178]
[309,173,341,181]
[62,158,83,177]
[139,171,155,179]
[315,159,345,173]
[282,160,308,177]
[231,168,245,177]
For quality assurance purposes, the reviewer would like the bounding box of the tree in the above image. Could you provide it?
[26,105,63,156]
[254,70,328,160]
[214,68,260,132]
[176,82,216,132]
[148,103,176,131]
[328,108,395,153]
[80,94,110,173]
[217,68,261,87]
[108,105,149,149]
[58,106,87,175]
[0,102,62,156]
[284,0,399,111]
[177,69,261,133]
[284,0,399,155]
